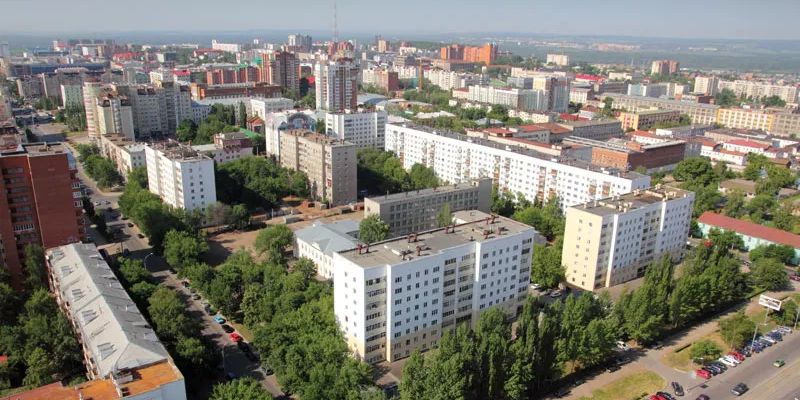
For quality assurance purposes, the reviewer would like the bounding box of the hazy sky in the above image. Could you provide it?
[1,0,799,40]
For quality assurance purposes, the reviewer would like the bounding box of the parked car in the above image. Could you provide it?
[730,383,748,396]
[230,332,243,342]
[722,355,740,365]
[221,324,235,333]
[729,351,745,361]
[671,381,684,396]
[648,394,667,400]
[790,274,800,282]
[761,335,777,344]
[213,315,226,324]
[616,341,630,351]
[657,391,676,400]
[695,395,710,400]
[774,359,785,368]
[695,368,711,379]
[710,361,727,371]
[530,283,542,290]
[777,326,792,334]
[549,290,562,298]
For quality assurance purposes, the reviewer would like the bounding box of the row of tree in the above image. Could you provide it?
[215,156,309,210]
[357,149,439,195]
[75,143,121,188]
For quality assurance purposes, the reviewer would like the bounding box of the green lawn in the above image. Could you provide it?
[578,370,665,400]
[663,331,728,371]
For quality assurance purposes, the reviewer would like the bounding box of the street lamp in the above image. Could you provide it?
[143,252,155,272]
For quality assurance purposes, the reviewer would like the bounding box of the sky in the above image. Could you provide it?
[1,0,799,40]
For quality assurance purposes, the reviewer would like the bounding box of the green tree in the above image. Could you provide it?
[127,166,148,188]
[0,283,18,325]
[772,203,797,232]
[408,163,439,189]
[253,224,293,257]
[530,238,564,288]
[210,377,272,400]
[763,95,786,107]
[689,339,722,363]
[400,350,427,400]
[719,311,756,348]
[673,157,716,188]
[715,88,738,107]
[23,244,46,289]
[359,215,389,244]
[175,336,209,370]
[238,102,247,128]
[723,189,746,218]
[205,202,233,227]
[176,119,198,142]
[772,299,799,326]
[230,204,251,230]
[163,230,208,271]
[436,203,453,227]
[148,287,194,342]
[750,257,789,290]
[746,193,776,223]
[708,228,745,251]
[749,244,795,264]
[491,187,516,218]
[601,97,615,117]
[22,347,55,387]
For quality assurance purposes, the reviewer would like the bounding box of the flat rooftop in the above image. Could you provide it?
[570,186,693,216]
[366,178,490,204]
[338,211,534,268]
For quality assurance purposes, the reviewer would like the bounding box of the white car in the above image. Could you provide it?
[723,355,741,365]
[616,341,630,351]
[719,357,737,367]
[530,283,542,290]
[761,336,777,344]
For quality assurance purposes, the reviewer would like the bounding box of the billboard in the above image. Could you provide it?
[758,295,782,311]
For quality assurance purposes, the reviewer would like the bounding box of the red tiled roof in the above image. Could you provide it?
[485,128,512,135]
[631,130,657,138]
[560,113,582,121]
[698,212,800,248]
[726,139,768,149]
[537,123,572,134]
[575,73,604,82]
[504,137,551,148]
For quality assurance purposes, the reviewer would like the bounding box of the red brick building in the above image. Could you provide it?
[589,139,686,171]
[440,43,497,65]
[0,143,85,288]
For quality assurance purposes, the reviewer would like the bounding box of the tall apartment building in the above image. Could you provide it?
[546,54,570,66]
[361,68,399,92]
[385,123,651,208]
[263,109,318,158]
[98,134,146,180]
[325,110,387,149]
[440,43,497,65]
[467,85,548,112]
[278,130,357,206]
[0,143,85,288]
[44,243,187,399]
[333,210,536,363]
[562,186,694,291]
[95,90,135,140]
[364,178,493,237]
[82,82,106,141]
[288,34,312,52]
[693,76,720,96]
[315,59,360,111]
[717,80,798,104]
[532,76,570,112]
[60,84,84,108]
[250,97,295,119]
[601,93,719,125]
[618,109,681,131]
[266,51,300,93]
[650,59,680,75]
[145,141,216,210]
[119,85,169,138]
[149,68,174,85]
[158,81,193,133]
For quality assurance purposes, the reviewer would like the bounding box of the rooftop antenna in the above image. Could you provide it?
[333,0,339,44]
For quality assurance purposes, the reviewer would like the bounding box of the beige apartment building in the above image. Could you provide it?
[364,178,493,237]
[279,130,357,206]
[618,109,681,131]
[98,133,145,180]
[562,186,694,291]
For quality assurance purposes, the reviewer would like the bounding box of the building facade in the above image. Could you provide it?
[324,110,387,149]
[250,97,295,119]
[144,142,216,210]
[315,59,360,111]
[618,109,681,131]
[294,220,360,279]
[278,130,357,206]
[562,186,694,291]
[364,178,493,237]
[697,211,800,263]
[191,132,253,164]
[384,123,651,208]
[98,134,146,180]
[333,210,535,363]
[650,60,680,75]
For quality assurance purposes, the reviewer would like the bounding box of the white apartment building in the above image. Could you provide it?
[250,97,295,120]
[294,219,360,279]
[263,109,318,158]
[325,110,387,149]
[96,92,135,140]
[98,134,146,180]
[562,186,694,291]
[82,82,107,141]
[532,76,570,112]
[693,76,719,96]
[145,142,216,210]
[148,68,174,85]
[333,210,536,363]
[718,80,798,104]
[60,84,83,108]
[46,243,187,399]
[385,123,651,208]
[467,85,548,112]
[546,54,570,66]
[211,40,242,53]
[124,85,169,138]
[425,69,483,90]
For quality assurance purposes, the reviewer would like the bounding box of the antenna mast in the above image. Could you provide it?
[333,0,339,43]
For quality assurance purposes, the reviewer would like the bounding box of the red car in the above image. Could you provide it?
[648,395,666,400]
[729,351,745,362]
[230,332,243,342]
[696,369,711,379]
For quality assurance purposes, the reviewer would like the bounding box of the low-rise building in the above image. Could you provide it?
[562,186,694,291]
[43,243,187,399]
[564,136,686,172]
[697,212,800,264]
[602,93,719,125]
[333,210,537,363]
[364,178,492,237]
[718,178,798,200]
[294,220,360,279]
[278,130,357,206]
[618,109,681,131]
[145,141,216,210]
[191,132,253,164]
[250,97,295,120]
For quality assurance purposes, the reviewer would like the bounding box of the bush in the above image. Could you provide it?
[689,339,722,363]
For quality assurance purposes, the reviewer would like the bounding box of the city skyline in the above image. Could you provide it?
[1,0,799,41]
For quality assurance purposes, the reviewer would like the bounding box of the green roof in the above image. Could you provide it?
[239,128,262,139]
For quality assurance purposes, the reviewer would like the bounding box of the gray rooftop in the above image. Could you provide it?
[366,178,491,204]
[338,211,535,268]
[295,220,361,257]
[47,243,169,377]
[569,186,693,216]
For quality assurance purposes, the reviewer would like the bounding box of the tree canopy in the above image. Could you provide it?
[215,156,309,210]
[359,215,389,244]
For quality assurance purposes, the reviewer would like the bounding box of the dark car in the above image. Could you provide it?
[731,383,748,396]
[221,324,235,333]
[244,350,259,362]
[606,364,621,372]
[657,391,676,400]
[127,222,134,227]
[695,395,709,400]
[671,382,684,396]
[137,233,145,238]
